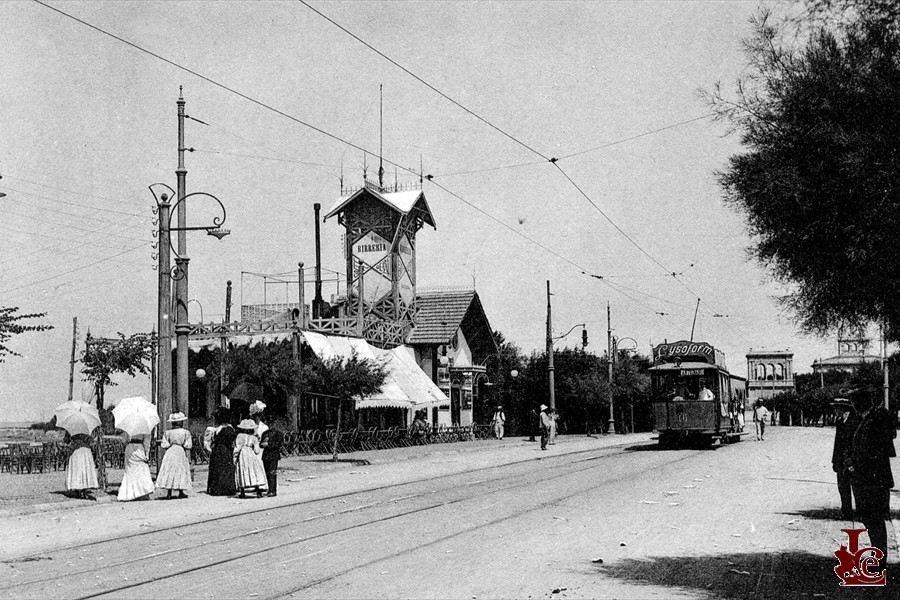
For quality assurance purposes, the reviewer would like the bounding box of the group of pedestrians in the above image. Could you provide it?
[65,402,283,502]
[830,388,897,574]
[205,403,283,498]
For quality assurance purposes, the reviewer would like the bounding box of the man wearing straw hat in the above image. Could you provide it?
[830,397,858,520]
[539,405,552,450]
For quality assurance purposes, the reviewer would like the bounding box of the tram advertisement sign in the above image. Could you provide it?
[653,341,715,363]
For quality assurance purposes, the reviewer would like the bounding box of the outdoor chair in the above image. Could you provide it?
[0,446,11,473]
[25,444,46,473]
[190,433,209,465]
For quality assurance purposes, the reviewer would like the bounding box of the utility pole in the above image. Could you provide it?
[157,193,173,428]
[67,317,78,403]
[174,87,189,416]
[882,322,890,410]
[607,302,615,434]
[546,281,555,410]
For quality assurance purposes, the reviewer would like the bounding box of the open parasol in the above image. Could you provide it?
[54,400,101,437]
[112,396,160,438]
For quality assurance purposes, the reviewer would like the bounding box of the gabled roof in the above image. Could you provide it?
[408,290,476,345]
[325,187,436,228]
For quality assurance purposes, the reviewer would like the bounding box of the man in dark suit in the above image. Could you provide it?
[830,398,858,520]
[847,388,897,571]
[260,420,284,497]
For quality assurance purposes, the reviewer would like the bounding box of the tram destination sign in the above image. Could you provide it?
[653,340,728,370]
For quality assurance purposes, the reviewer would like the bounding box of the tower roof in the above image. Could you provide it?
[325,186,436,228]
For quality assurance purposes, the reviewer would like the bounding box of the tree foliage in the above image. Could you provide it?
[81,332,153,410]
[706,11,900,339]
[0,307,52,362]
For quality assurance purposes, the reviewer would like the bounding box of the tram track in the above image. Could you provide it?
[2,445,653,596]
[4,441,629,566]
[74,449,698,600]
[1,440,696,599]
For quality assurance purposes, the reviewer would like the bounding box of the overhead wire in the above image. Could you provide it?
[31,1,717,328]
[1,174,147,217]
[0,243,147,298]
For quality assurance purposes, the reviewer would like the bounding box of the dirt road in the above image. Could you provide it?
[0,428,896,599]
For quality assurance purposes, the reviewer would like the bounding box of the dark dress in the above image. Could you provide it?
[261,427,283,495]
[207,425,237,496]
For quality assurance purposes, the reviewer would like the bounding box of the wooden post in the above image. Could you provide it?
[356,258,365,338]
[67,317,78,403]
[332,398,343,462]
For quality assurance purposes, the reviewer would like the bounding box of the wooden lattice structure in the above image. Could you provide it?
[324,179,436,346]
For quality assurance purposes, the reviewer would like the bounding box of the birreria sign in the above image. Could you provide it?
[352,230,391,302]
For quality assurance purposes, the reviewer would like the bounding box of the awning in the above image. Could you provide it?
[185,331,293,352]
[301,331,448,410]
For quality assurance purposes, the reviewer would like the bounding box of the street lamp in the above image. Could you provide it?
[188,299,204,324]
[149,183,229,427]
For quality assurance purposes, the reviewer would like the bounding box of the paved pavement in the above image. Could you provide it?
[1,428,898,599]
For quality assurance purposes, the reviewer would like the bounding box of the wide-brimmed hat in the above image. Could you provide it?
[237,418,257,431]
[540,404,548,411]
[249,400,266,416]
[167,412,187,423]
[496,405,503,410]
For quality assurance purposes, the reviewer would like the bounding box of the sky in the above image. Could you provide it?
[0,0,866,423]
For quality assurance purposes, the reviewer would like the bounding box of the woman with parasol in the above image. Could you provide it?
[233,418,267,498]
[155,413,192,499]
[55,400,101,500]
[113,396,159,502]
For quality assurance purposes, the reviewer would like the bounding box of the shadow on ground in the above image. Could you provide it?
[622,443,716,453]
[305,458,371,466]
[592,551,894,599]
[784,506,900,523]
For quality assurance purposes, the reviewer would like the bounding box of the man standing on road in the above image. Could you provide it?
[492,405,506,440]
[539,405,552,450]
[847,388,897,572]
[753,401,770,441]
[830,398,858,520]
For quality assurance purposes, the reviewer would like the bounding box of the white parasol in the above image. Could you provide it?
[54,400,101,437]
[112,396,160,438]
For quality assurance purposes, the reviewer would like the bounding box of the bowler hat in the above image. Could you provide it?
[831,398,854,411]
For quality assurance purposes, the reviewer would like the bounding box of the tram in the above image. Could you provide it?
[649,340,747,448]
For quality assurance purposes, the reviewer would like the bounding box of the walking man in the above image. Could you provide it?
[753,401,769,441]
[847,388,896,573]
[491,405,506,440]
[539,405,552,450]
[830,398,858,520]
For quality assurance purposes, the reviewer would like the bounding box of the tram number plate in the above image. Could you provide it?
[679,369,704,376]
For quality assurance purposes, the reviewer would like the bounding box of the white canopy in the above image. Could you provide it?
[301,331,448,410]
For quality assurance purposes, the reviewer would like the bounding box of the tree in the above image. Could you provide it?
[0,307,52,362]
[214,340,303,418]
[81,332,153,412]
[301,352,387,461]
[705,12,900,339]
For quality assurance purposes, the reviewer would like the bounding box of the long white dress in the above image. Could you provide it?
[156,428,192,491]
[233,432,268,491]
[66,445,99,491]
[118,438,154,501]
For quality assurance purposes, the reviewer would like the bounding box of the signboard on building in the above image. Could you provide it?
[351,230,392,303]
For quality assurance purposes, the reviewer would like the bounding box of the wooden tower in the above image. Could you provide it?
[324,178,436,343]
